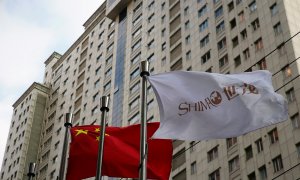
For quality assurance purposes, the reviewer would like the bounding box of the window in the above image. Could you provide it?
[91,106,98,116]
[190,141,195,152]
[245,145,253,160]
[232,36,239,48]
[161,57,166,66]
[132,40,141,51]
[199,19,209,32]
[162,42,166,51]
[278,44,286,56]
[183,51,190,61]
[213,0,220,4]
[257,58,267,70]
[147,54,155,62]
[108,31,114,40]
[215,6,223,18]
[185,35,191,45]
[219,54,228,68]
[249,1,257,13]
[240,29,247,40]
[200,34,209,48]
[286,88,296,103]
[129,113,139,125]
[270,3,278,16]
[201,51,210,64]
[161,28,166,37]
[148,26,154,36]
[161,2,165,10]
[268,128,279,144]
[229,156,240,172]
[148,1,155,10]
[132,28,141,39]
[273,22,282,35]
[107,43,113,52]
[259,165,268,180]
[217,37,226,50]
[236,0,242,5]
[230,18,236,29]
[228,1,234,12]
[255,138,263,153]
[105,67,112,78]
[54,141,60,149]
[209,168,220,180]
[129,97,139,110]
[93,93,99,102]
[198,5,207,17]
[248,172,256,180]
[185,20,190,30]
[147,40,154,49]
[131,53,141,65]
[238,11,245,22]
[133,2,142,14]
[130,82,140,94]
[95,66,101,76]
[207,146,218,162]
[251,18,260,31]
[234,55,241,67]
[272,155,283,172]
[191,162,197,175]
[227,137,237,148]
[294,142,300,158]
[282,65,292,78]
[216,21,225,34]
[243,48,250,60]
[254,38,263,51]
[133,16,142,26]
[94,79,100,89]
[147,99,154,111]
[104,81,111,92]
[161,15,166,24]
[184,6,189,16]
[148,13,154,23]
[291,113,299,129]
[50,170,55,179]
[130,68,140,80]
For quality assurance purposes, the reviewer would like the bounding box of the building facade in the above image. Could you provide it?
[1,0,300,179]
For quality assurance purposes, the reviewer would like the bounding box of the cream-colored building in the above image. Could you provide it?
[1,0,300,179]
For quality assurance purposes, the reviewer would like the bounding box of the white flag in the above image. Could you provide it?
[148,70,288,140]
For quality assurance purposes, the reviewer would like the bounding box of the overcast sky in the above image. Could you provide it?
[0,0,104,166]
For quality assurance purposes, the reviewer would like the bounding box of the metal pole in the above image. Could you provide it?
[58,113,73,180]
[27,162,36,180]
[139,61,150,180]
[95,96,110,180]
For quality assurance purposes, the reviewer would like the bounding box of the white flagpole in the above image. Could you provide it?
[58,113,73,180]
[139,61,150,180]
[95,96,110,180]
[27,162,36,180]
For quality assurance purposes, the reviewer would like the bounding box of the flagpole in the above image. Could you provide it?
[139,61,150,180]
[95,96,110,180]
[27,162,36,180]
[58,113,73,180]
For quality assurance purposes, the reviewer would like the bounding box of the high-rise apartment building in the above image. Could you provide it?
[1,0,300,179]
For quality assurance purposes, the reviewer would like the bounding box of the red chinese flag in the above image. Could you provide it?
[66,122,172,180]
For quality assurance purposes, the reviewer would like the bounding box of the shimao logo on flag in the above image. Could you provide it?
[148,70,288,140]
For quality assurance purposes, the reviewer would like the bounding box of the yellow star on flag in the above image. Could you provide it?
[75,129,88,136]
[94,128,110,137]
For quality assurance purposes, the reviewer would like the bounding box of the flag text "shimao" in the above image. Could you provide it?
[178,83,258,116]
